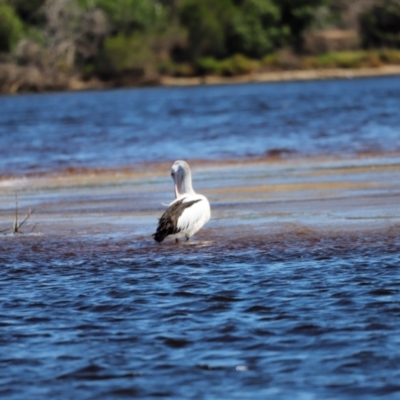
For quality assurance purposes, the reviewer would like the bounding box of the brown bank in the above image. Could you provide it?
[2,63,400,95]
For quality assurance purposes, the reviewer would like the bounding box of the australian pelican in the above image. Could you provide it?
[153,160,211,243]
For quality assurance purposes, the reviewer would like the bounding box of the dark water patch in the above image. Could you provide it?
[245,305,274,314]
[289,324,326,335]
[101,387,140,397]
[369,288,397,296]
[172,290,198,297]
[159,336,191,349]
[208,294,242,302]
[23,316,52,323]
[197,364,227,371]
[1,358,43,367]
[57,364,141,381]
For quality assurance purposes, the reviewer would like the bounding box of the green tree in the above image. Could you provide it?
[94,0,168,34]
[274,0,327,49]
[179,0,236,59]
[7,0,46,22]
[96,25,185,78]
[360,0,400,49]
[0,0,24,52]
[228,0,287,57]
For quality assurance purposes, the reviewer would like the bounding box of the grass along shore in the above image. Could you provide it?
[161,49,400,85]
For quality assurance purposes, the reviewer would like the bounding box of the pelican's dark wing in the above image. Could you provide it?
[152,197,201,242]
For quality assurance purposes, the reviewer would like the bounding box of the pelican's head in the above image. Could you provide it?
[171,160,193,198]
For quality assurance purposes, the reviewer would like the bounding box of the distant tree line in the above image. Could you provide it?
[1,0,400,84]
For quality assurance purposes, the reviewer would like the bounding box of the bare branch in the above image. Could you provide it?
[13,194,19,234]
[18,208,36,230]
[11,195,36,234]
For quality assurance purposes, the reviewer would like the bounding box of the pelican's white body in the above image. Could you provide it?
[167,194,211,241]
[153,160,211,242]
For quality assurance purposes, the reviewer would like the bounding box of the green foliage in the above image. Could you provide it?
[99,32,153,74]
[93,0,168,34]
[228,0,288,57]
[379,48,400,64]
[300,50,400,69]
[302,51,364,68]
[309,4,343,30]
[179,0,236,59]
[179,0,327,59]
[218,53,259,75]
[262,53,279,68]
[0,1,24,52]
[274,0,327,49]
[96,24,186,77]
[3,0,400,85]
[196,54,258,76]
[196,57,220,75]
[360,0,400,49]
[157,60,194,77]
[7,0,46,22]
[24,25,45,47]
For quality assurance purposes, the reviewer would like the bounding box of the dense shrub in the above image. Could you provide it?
[359,0,400,48]
[0,1,24,52]
[274,0,326,49]
[300,50,400,69]
[97,33,153,76]
[2,0,400,87]
[94,0,168,34]
[217,53,259,75]
[196,54,258,76]
[196,57,220,75]
[96,25,186,78]
[7,0,46,22]
[379,48,400,64]
[179,0,236,59]
[227,0,288,58]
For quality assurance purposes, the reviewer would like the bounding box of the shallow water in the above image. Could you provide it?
[1,77,400,399]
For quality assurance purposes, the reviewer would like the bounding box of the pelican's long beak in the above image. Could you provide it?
[173,175,180,198]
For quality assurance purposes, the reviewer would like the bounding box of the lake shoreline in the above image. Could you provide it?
[160,65,400,87]
[2,64,400,95]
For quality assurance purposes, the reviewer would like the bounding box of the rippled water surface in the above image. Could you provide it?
[1,76,400,175]
[2,233,400,399]
[1,77,400,399]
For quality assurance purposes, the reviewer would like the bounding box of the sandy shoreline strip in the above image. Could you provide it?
[1,153,400,242]
[160,65,400,87]
[2,65,400,94]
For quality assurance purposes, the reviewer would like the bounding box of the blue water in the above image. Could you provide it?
[1,76,400,175]
[2,234,400,399]
[1,77,400,399]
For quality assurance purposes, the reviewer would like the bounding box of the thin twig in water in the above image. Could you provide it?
[13,194,19,234]
[12,195,35,234]
[18,208,35,230]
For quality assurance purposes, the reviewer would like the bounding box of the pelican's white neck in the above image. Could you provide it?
[172,160,196,198]
[181,169,195,196]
